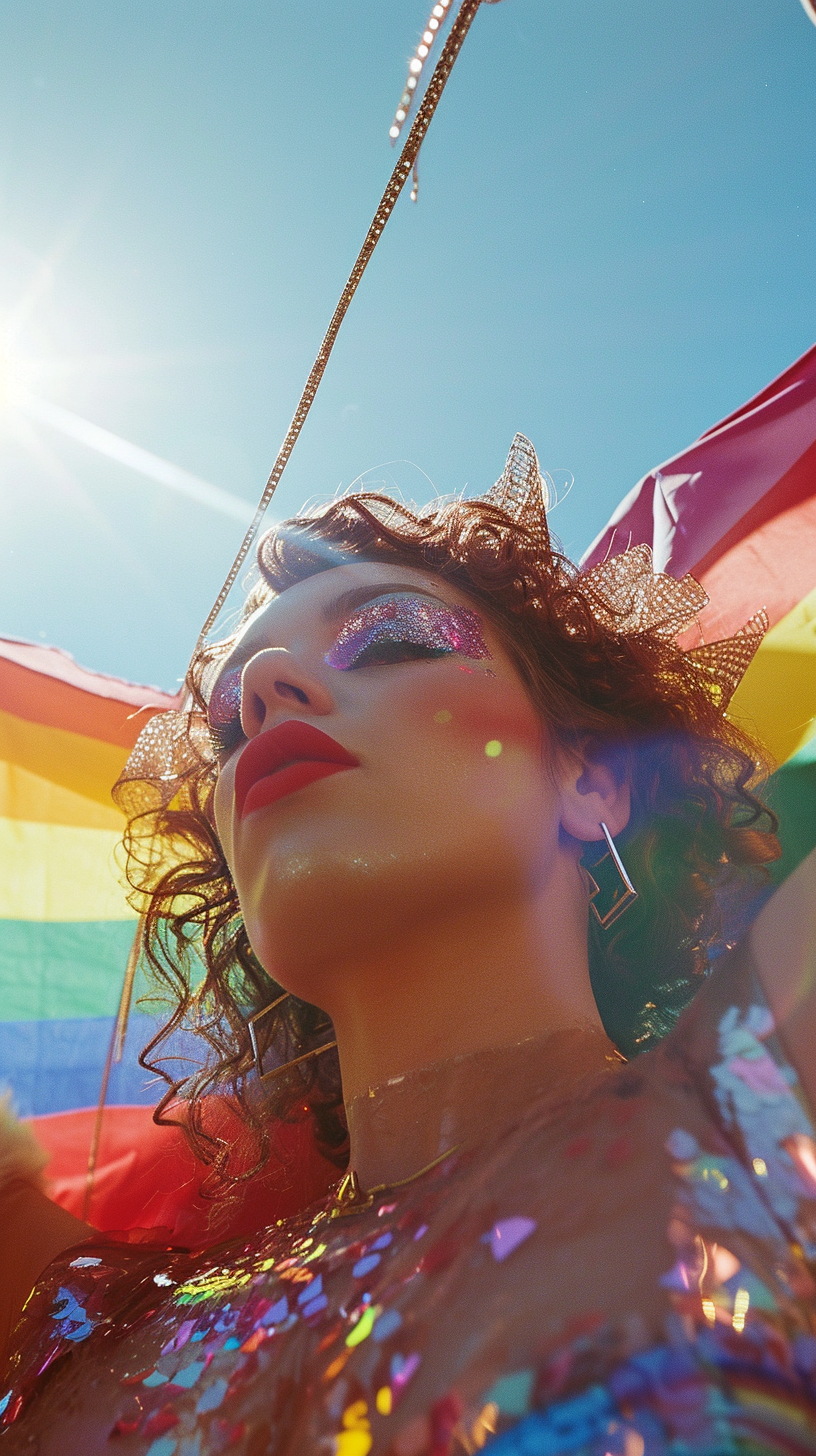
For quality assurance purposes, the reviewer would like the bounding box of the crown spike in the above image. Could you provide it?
[483,433,550,548]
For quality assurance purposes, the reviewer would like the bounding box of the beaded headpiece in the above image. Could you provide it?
[482,433,766,711]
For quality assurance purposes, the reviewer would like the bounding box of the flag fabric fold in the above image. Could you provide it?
[0,639,182,1221]
[0,639,337,1240]
[582,343,816,775]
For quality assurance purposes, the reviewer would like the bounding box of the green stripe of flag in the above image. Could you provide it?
[0,919,138,1021]
[767,733,816,886]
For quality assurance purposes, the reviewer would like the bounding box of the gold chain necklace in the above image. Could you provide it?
[329,1144,461,1219]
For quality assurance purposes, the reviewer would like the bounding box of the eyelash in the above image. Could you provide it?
[344,639,452,669]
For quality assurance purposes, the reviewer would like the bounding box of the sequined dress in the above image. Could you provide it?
[3,949,816,1456]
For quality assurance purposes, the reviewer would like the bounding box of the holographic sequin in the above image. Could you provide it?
[325,593,491,670]
[4,966,816,1456]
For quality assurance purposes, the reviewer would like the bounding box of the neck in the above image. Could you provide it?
[323,858,613,1188]
[344,1025,613,1190]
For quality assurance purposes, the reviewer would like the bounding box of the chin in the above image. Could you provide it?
[238,835,424,995]
[236,819,525,1007]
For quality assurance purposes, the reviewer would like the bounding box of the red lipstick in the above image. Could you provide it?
[234,721,360,820]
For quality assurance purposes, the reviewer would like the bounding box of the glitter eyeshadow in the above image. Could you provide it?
[324,594,491,671]
[207,665,243,750]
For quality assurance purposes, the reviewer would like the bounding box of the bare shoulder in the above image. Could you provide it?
[750,845,816,1109]
[0,1182,93,1371]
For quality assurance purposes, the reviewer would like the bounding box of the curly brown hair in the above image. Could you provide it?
[114,490,779,1197]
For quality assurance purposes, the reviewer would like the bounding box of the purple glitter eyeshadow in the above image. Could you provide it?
[207,664,243,732]
[324,593,491,670]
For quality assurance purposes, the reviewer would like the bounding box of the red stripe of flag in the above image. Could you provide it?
[0,637,179,747]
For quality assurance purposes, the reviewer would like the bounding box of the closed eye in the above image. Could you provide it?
[206,664,244,754]
[346,640,452,669]
[324,593,491,672]
[209,715,245,755]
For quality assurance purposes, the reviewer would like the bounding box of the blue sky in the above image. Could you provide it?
[0,0,813,690]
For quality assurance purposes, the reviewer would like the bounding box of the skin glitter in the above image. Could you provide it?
[324,593,492,671]
[206,591,491,751]
[207,665,243,752]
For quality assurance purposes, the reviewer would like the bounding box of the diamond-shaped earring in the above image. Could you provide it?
[583,822,638,928]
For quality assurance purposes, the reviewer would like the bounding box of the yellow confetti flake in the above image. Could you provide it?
[336,1400,372,1456]
[701,1166,729,1191]
[278,1265,313,1284]
[434,709,452,724]
[471,1401,499,1447]
[175,1269,251,1302]
[375,1386,393,1416]
[702,1297,717,1324]
[335,1432,373,1456]
[485,740,502,757]
[752,1157,768,1176]
[345,1304,381,1348]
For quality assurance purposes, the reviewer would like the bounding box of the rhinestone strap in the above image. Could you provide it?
[195,0,489,652]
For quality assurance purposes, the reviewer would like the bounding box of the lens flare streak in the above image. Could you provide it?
[13,389,254,524]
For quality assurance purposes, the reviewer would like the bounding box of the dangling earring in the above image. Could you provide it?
[583,822,638,928]
[248,992,337,1082]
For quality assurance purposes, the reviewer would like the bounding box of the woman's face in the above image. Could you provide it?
[212,562,566,1005]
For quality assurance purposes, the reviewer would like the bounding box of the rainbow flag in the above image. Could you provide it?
[583,341,816,881]
[0,638,186,1223]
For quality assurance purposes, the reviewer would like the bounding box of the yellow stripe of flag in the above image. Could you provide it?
[0,760,124,830]
[729,582,816,768]
[0,817,136,921]
[0,707,131,807]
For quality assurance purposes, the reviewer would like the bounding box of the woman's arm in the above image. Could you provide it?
[751,843,816,1109]
[0,1101,93,1365]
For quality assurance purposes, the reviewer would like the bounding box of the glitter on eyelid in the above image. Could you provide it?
[324,594,491,670]
[207,665,242,730]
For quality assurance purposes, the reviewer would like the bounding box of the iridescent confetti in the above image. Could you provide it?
[486,1217,537,1263]
[345,1305,382,1348]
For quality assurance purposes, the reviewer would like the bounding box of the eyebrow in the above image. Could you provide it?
[214,582,451,679]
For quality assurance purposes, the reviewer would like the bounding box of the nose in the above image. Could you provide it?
[240,648,335,738]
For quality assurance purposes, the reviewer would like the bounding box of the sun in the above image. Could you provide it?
[0,246,251,526]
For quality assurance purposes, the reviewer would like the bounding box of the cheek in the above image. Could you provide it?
[213,761,238,869]
[376,666,550,818]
